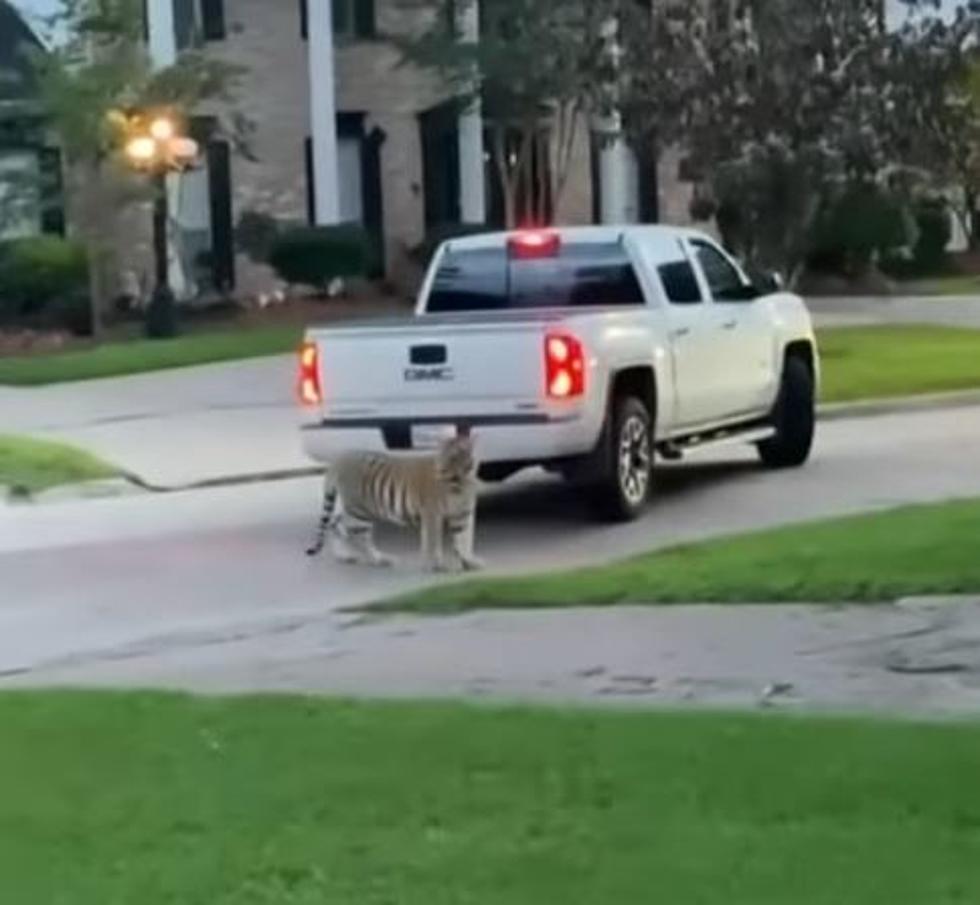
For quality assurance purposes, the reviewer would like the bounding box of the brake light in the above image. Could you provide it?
[297,340,322,407]
[509,230,561,260]
[545,333,586,399]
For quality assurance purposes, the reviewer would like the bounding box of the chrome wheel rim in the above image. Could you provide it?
[618,415,651,507]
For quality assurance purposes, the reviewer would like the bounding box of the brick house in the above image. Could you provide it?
[141,0,698,299]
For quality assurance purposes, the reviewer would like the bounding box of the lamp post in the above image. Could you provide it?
[124,112,200,338]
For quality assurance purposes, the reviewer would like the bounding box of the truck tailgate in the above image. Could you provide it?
[308,319,551,422]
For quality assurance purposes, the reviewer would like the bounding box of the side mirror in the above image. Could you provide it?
[757,271,784,294]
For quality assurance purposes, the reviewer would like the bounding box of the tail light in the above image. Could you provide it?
[297,340,322,407]
[545,332,586,400]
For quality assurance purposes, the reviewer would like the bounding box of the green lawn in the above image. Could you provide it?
[2,692,980,904]
[0,434,117,495]
[375,498,980,614]
[903,274,980,296]
[0,324,301,386]
[817,325,980,403]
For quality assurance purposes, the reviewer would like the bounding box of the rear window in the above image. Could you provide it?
[426,241,646,313]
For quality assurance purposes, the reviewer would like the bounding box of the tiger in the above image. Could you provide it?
[305,431,483,573]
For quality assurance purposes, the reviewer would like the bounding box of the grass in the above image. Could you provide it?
[817,325,980,403]
[0,434,117,495]
[3,691,980,904]
[0,324,301,386]
[374,498,980,613]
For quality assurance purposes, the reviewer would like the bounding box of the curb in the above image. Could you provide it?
[817,388,980,422]
[121,466,323,495]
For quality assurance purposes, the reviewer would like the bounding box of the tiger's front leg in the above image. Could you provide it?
[420,507,447,572]
[446,508,484,573]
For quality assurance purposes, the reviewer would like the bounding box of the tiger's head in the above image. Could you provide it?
[437,432,477,489]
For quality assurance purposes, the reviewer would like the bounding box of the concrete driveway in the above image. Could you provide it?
[3,403,980,713]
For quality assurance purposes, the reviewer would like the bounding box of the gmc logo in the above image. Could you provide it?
[404,366,455,383]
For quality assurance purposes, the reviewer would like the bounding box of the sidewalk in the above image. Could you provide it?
[7,595,980,716]
[806,294,980,328]
[2,355,308,486]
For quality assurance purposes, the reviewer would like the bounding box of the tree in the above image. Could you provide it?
[619,0,980,284]
[885,5,980,247]
[397,0,616,228]
[29,0,242,337]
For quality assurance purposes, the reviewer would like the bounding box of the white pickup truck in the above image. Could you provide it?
[298,225,819,521]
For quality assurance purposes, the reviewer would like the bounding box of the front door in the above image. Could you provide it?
[636,236,729,428]
[689,238,777,418]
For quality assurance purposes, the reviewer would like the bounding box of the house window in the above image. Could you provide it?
[301,0,375,40]
[333,0,375,39]
[174,0,225,50]
[0,150,41,240]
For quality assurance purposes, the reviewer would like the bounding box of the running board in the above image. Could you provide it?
[658,424,775,459]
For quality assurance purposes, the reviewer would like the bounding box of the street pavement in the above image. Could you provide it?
[3,403,980,712]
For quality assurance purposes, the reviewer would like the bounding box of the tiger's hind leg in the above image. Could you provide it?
[336,516,396,568]
[306,475,338,557]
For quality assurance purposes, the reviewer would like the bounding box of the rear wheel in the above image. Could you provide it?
[758,356,815,468]
[588,396,653,522]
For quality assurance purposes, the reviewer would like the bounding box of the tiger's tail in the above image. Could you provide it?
[306,471,339,557]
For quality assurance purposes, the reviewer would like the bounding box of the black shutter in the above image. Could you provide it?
[173,0,196,49]
[362,126,386,276]
[141,0,149,42]
[206,140,236,291]
[354,0,375,37]
[200,0,226,41]
[304,137,316,225]
[300,0,308,39]
[39,148,65,236]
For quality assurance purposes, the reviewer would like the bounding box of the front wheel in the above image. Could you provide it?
[758,356,815,468]
[588,396,653,522]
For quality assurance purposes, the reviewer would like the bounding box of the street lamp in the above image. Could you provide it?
[123,112,200,338]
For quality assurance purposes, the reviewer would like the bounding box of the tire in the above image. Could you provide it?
[758,356,815,468]
[587,395,654,522]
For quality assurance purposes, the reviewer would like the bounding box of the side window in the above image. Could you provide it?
[658,260,703,305]
[693,240,747,301]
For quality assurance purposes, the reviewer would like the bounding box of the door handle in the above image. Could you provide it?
[722,319,737,330]
[671,327,691,339]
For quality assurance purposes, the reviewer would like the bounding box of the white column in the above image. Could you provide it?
[457,0,486,224]
[307,0,341,224]
[596,15,638,225]
[598,115,639,225]
[146,0,177,67]
[145,0,188,297]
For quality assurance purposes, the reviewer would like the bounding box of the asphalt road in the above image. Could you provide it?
[3,403,980,710]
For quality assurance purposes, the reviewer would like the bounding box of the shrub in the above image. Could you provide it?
[880,200,954,279]
[807,186,907,276]
[409,222,494,269]
[268,224,374,290]
[0,236,89,329]
[236,210,281,264]
[912,200,952,274]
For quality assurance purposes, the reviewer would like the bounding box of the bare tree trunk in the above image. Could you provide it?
[72,158,112,340]
[491,129,516,229]
[549,101,580,222]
